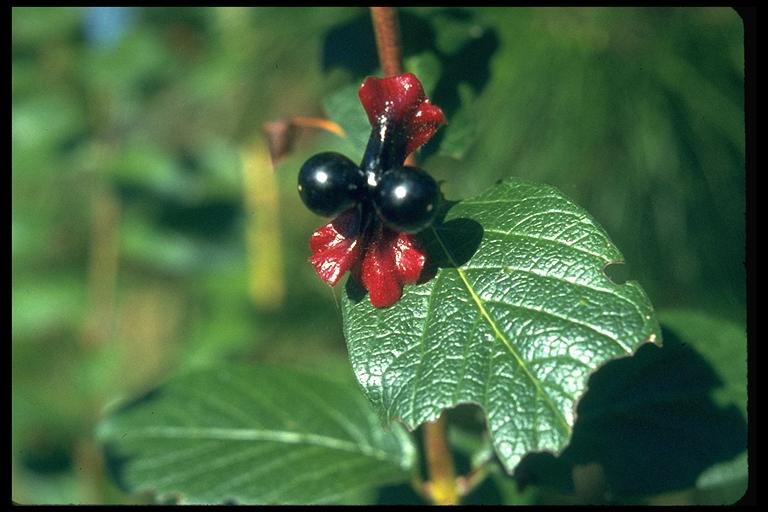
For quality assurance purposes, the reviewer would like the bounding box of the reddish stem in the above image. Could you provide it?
[370,7,417,165]
[370,7,404,77]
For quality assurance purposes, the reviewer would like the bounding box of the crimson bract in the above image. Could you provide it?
[300,73,446,308]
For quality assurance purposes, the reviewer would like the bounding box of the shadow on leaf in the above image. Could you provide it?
[417,198,483,282]
[513,326,747,501]
[345,272,367,303]
[100,387,166,495]
[344,198,483,302]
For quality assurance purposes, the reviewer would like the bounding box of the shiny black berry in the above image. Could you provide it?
[373,166,439,233]
[298,152,365,217]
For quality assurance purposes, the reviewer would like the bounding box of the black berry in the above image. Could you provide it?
[298,152,365,217]
[373,166,439,233]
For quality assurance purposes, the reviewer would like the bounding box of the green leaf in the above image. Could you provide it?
[658,309,746,419]
[695,452,747,505]
[97,365,416,505]
[436,82,478,160]
[12,274,86,340]
[404,51,442,97]
[323,83,370,158]
[511,322,747,502]
[342,178,660,473]
[12,94,86,159]
[658,310,747,504]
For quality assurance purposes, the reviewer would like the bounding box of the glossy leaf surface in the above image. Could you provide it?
[342,178,660,473]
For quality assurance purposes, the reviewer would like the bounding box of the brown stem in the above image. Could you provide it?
[370,7,416,166]
[291,116,345,137]
[370,7,403,77]
[262,117,345,164]
[423,414,460,505]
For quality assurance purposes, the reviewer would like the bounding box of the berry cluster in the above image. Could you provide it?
[299,73,446,308]
[298,153,439,234]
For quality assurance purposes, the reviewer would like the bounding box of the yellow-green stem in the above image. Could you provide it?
[423,414,460,505]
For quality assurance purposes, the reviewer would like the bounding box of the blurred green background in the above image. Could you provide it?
[12,7,744,504]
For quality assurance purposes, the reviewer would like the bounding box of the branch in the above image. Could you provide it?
[370,7,403,77]
[369,7,416,166]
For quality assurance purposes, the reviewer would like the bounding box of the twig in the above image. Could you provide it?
[263,117,345,164]
[423,414,460,505]
[291,116,345,137]
[369,7,415,166]
[370,7,403,77]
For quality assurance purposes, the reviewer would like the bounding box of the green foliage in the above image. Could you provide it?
[98,365,415,504]
[323,83,371,157]
[512,315,747,504]
[661,310,747,504]
[12,6,746,506]
[695,452,748,505]
[659,309,746,418]
[342,178,660,473]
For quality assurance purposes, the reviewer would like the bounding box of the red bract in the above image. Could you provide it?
[357,223,426,308]
[309,208,363,287]
[309,207,427,308]
[308,73,444,308]
[359,72,446,158]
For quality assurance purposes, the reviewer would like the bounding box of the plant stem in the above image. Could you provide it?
[291,116,345,137]
[262,117,345,164]
[423,414,460,505]
[370,13,458,501]
[370,7,403,77]
[369,6,415,166]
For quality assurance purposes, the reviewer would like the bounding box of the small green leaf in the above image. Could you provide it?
[323,83,370,157]
[404,52,442,97]
[98,365,416,504]
[436,83,478,160]
[343,178,660,473]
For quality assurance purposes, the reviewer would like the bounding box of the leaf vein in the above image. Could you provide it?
[483,228,609,260]
[482,298,632,354]
[429,226,572,437]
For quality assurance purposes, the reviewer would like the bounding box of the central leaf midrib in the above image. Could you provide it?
[430,226,572,437]
[122,426,398,464]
